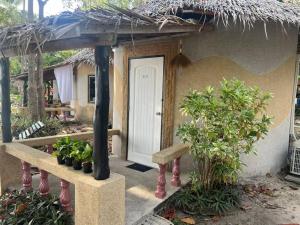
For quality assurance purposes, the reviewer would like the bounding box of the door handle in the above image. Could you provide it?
[156,112,162,116]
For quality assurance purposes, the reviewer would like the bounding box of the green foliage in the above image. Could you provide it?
[177,79,272,190]
[11,113,63,138]
[0,190,73,225]
[43,51,77,67]
[0,0,26,26]
[10,57,22,75]
[81,144,93,163]
[53,137,74,158]
[53,138,93,162]
[173,184,240,215]
[10,51,77,76]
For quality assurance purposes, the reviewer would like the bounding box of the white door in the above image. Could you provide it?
[128,57,164,167]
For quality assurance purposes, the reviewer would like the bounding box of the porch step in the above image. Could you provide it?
[132,214,173,225]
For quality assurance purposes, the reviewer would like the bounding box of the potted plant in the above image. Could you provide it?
[70,149,83,170]
[52,151,65,165]
[53,137,73,165]
[81,144,93,173]
[62,137,74,167]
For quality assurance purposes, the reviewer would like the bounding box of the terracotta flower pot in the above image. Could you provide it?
[73,160,82,170]
[83,162,93,173]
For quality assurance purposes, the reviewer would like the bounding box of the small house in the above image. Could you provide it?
[111,0,300,177]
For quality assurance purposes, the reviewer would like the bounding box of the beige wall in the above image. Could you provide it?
[72,63,114,123]
[113,21,299,177]
[176,22,298,176]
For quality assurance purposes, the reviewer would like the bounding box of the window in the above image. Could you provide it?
[88,75,95,103]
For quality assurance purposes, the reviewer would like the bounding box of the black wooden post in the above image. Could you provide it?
[93,46,110,180]
[0,58,12,143]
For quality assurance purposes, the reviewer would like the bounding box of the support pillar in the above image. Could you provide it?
[93,46,110,180]
[0,58,12,143]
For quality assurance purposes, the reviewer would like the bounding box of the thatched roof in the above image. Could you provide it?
[136,0,300,27]
[0,0,299,57]
[13,48,95,80]
[0,5,202,57]
[64,48,95,66]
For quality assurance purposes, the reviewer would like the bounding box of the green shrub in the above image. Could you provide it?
[177,79,272,190]
[0,190,73,225]
[173,184,240,215]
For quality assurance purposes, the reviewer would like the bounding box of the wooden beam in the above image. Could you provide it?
[93,46,110,180]
[0,36,115,58]
[0,58,12,143]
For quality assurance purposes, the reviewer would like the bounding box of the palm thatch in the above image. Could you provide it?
[136,0,300,28]
[0,7,156,56]
[64,48,95,66]
[0,0,299,56]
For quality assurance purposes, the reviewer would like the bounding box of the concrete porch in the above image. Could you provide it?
[27,156,189,225]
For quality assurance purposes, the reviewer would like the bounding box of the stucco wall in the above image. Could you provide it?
[73,63,114,123]
[174,22,298,176]
[112,47,126,158]
[112,21,298,177]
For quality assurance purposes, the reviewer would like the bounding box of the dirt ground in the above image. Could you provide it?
[198,175,300,225]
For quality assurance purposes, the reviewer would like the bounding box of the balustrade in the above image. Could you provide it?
[0,130,124,225]
[152,144,189,199]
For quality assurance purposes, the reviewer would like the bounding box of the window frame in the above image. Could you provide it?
[88,75,96,103]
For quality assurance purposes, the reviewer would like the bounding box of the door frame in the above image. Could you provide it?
[127,56,165,164]
[119,40,179,160]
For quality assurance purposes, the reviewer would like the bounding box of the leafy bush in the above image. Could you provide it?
[170,184,240,215]
[177,79,272,190]
[11,113,62,139]
[0,190,73,225]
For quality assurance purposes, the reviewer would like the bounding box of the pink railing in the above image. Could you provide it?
[152,144,189,199]
[19,144,73,211]
[14,130,120,213]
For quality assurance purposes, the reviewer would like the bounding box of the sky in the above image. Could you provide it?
[19,0,79,17]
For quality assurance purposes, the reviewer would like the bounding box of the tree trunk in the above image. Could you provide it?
[27,0,39,121]
[36,0,48,119]
[36,52,45,119]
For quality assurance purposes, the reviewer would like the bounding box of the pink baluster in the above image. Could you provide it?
[60,179,73,213]
[171,157,181,187]
[155,164,167,199]
[39,145,53,196]
[22,161,32,192]
[39,170,49,196]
